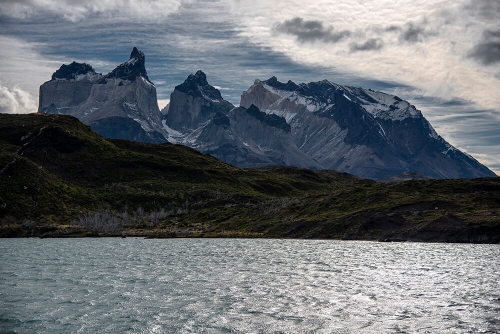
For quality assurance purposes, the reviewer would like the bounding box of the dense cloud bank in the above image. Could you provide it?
[0,85,37,114]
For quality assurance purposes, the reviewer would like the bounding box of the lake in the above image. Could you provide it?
[1,239,499,333]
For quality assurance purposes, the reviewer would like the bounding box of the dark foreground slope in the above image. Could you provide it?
[1,114,499,242]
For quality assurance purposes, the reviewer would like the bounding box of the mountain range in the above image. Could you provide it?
[38,48,496,179]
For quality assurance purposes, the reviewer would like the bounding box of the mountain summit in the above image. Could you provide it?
[39,47,167,143]
[175,70,224,101]
[240,77,495,179]
[51,62,98,81]
[104,47,150,82]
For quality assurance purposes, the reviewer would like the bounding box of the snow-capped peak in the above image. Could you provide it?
[257,77,422,121]
[348,87,421,121]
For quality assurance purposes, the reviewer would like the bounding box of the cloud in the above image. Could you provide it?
[350,38,383,52]
[464,0,500,21]
[0,35,65,108]
[274,17,350,44]
[0,85,37,114]
[385,26,402,33]
[0,0,184,22]
[0,86,18,114]
[382,20,434,44]
[468,41,500,65]
[487,30,500,38]
[399,22,429,43]
[157,99,170,112]
[468,29,500,65]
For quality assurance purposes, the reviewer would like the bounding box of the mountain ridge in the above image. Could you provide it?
[163,70,322,169]
[240,76,495,179]
[37,48,496,179]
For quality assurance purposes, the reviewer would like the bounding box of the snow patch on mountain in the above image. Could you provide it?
[125,58,138,66]
[198,87,222,103]
[141,76,154,87]
[133,118,150,131]
[428,123,439,140]
[123,101,138,112]
[260,78,423,122]
[348,88,421,121]
[442,142,458,156]
[263,108,297,122]
[162,119,209,147]
[162,120,185,144]
[54,72,101,82]
[261,83,292,99]
[261,83,332,113]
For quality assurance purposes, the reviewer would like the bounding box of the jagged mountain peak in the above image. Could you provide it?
[175,70,224,102]
[265,76,279,85]
[51,61,99,81]
[246,104,262,113]
[262,76,299,91]
[250,76,423,122]
[130,46,144,61]
[192,70,209,86]
[105,47,150,82]
[165,71,234,133]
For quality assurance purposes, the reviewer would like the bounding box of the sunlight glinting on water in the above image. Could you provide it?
[1,239,499,333]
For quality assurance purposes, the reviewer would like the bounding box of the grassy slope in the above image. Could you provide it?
[1,113,499,242]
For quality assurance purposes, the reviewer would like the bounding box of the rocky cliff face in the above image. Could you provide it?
[241,77,496,179]
[163,72,321,169]
[164,71,234,132]
[39,48,167,143]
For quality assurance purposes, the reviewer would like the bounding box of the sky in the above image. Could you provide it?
[0,0,499,175]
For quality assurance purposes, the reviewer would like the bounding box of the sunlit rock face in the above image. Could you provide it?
[240,77,496,179]
[164,70,234,133]
[164,71,321,169]
[39,48,167,143]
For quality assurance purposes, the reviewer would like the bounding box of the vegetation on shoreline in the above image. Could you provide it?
[1,113,499,243]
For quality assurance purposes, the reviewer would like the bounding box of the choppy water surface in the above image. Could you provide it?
[1,239,499,333]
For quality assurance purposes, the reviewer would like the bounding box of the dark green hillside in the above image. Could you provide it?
[1,113,499,242]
